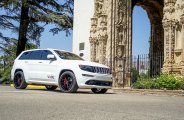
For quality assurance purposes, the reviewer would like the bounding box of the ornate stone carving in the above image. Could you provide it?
[89,0,184,88]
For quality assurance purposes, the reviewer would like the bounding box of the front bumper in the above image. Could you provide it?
[76,72,112,89]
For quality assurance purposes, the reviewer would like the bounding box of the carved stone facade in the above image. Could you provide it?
[89,0,184,88]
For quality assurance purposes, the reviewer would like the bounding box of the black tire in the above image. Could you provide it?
[45,85,57,90]
[58,71,78,93]
[13,71,27,89]
[91,88,108,94]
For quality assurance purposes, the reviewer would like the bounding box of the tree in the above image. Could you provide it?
[0,37,36,83]
[0,0,74,56]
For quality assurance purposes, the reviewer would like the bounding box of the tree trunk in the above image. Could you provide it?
[16,0,29,56]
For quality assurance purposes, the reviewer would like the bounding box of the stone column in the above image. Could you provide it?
[180,14,184,74]
[89,17,98,62]
[162,0,176,73]
[98,14,108,64]
[113,0,132,88]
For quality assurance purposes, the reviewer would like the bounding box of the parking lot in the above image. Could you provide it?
[0,85,184,120]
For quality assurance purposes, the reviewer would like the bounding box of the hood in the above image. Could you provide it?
[64,60,109,68]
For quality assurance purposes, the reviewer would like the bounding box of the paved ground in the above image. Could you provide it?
[0,85,184,120]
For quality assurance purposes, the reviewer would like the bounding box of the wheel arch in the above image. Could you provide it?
[14,69,23,74]
[59,69,75,77]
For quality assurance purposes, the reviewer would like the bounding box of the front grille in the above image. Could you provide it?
[85,80,112,86]
[93,67,111,74]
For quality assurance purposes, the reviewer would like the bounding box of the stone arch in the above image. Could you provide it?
[133,0,164,54]
[132,0,164,77]
[89,0,184,88]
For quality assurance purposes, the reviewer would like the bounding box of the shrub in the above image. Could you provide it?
[132,75,157,89]
[156,74,183,90]
[131,68,139,83]
[180,81,184,90]
[132,74,184,90]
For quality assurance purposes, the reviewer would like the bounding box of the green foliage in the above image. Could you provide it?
[131,67,139,83]
[0,39,37,84]
[132,74,184,90]
[156,74,183,90]
[0,0,74,42]
[0,0,74,56]
[0,40,16,83]
[132,75,158,89]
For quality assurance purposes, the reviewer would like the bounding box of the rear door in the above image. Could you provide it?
[27,50,42,81]
[17,51,32,80]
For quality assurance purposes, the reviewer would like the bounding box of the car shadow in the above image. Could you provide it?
[25,88,115,94]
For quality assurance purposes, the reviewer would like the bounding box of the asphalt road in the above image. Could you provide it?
[0,86,184,120]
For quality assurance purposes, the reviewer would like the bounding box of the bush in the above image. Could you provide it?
[156,74,183,90]
[131,68,139,83]
[132,74,184,90]
[132,75,158,89]
[180,81,184,90]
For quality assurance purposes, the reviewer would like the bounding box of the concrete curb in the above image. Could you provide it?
[10,84,46,89]
[112,88,184,96]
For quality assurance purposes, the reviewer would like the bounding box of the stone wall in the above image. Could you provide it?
[89,0,184,88]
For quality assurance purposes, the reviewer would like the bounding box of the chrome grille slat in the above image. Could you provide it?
[93,67,111,74]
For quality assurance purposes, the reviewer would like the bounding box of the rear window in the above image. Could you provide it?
[29,50,42,60]
[19,52,31,60]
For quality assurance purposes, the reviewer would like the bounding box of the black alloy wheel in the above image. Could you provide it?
[45,85,57,90]
[13,71,27,89]
[91,88,108,94]
[59,71,78,93]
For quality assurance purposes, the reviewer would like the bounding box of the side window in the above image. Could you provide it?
[29,50,42,60]
[19,52,31,60]
[41,50,53,60]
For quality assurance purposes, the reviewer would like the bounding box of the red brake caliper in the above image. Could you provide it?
[63,77,68,88]
[18,78,21,85]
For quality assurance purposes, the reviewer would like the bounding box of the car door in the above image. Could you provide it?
[27,50,42,81]
[39,50,57,82]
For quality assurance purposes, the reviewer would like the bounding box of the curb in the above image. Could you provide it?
[10,84,46,89]
[112,88,184,96]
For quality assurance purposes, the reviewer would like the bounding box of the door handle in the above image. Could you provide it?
[38,62,42,63]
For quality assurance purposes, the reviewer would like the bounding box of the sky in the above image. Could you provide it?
[132,6,150,56]
[41,6,151,56]
[0,6,150,56]
[40,25,73,51]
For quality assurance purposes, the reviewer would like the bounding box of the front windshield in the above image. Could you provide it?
[54,50,84,60]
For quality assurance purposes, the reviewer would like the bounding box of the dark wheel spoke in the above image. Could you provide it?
[13,71,27,89]
[45,85,57,90]
[14,74,23,87]
[61,75,73,91]
[59,71,78,93]
[91,88,108,94]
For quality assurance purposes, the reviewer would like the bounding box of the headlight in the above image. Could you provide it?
[79,65,95,73]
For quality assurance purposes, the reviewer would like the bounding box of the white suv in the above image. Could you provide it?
[11,49,112,93]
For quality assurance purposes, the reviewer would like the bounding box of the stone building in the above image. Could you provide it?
[73,0,94,61]
[89,0,184,87]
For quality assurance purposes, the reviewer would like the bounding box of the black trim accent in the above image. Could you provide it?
[85,80,112,87]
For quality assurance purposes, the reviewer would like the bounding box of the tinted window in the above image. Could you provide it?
[19,52,31,60]
[29,50,42,60]
[54,50,83,60]
[41,50,53,60]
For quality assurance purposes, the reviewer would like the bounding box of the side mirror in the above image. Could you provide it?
[47,54,56,60]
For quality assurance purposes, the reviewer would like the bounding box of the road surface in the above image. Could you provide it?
[0,85,184,120]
